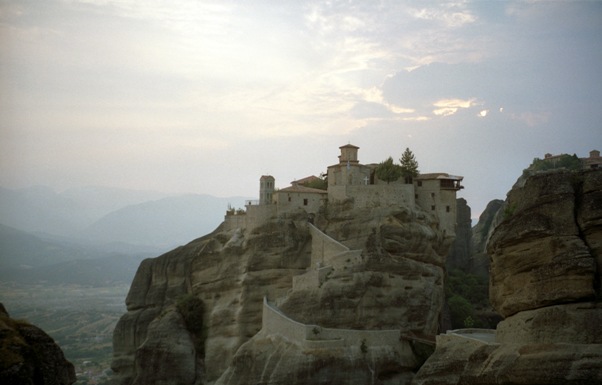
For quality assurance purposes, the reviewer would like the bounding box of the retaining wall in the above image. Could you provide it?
[436,328,497,349]
[309,223,349,267]
[291,224,363,291]
[261,297,403,350]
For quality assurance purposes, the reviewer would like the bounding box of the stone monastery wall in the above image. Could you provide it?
[293,224,363,291]
[309,223,349,267]
[328,184,415,209]
[261,297,406,350]
[222,204,277,233]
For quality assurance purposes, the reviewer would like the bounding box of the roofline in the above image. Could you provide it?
[416,173,464,181]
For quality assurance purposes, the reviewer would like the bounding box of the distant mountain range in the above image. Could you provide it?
[76,194,247,250]
[0,185,250,285]
[0,185,249,250]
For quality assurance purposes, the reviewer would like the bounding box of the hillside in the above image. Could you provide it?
[79,194,249,249]
[0,186,248,248]
[0,223,109,268]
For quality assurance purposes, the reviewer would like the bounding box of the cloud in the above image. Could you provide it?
[432,98,476,117]
[403,116,430,122]
[408,5,476,28]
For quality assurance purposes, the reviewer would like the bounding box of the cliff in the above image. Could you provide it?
[111,199,453,385]
[412,169,602,384]
[470,199,504,278]
[0,303,76,385]
[445,198,472,272]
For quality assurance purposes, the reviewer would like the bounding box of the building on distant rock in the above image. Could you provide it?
[224,144,463,235]
[259,175,275,205]
[542,149,601,170]
[582,149,601,169]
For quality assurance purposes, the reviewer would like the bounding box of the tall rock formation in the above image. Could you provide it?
[412,169,602,384]
[111,200,454,385]
[0,303,76,385]
[445,198,472,272]
[470,199,504,278]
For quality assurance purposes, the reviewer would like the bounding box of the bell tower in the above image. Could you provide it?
[259,175,275,205]
[338,144,360,165]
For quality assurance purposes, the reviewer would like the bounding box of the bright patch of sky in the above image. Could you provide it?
[1,0,601,220]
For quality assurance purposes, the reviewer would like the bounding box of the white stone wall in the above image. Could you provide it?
[244,204,277,232]
[327,184,415,209]
[274,191,325,215]
[223,214,246,232]
[292,225,363,291]
[261,297,409,351]
[309,223,349,267]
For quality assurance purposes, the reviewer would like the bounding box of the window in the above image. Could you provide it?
[431,205,436,211]
[303,198,308,206]
[288,195,291,202]
[446,205,450,212]
[417,181,422,187]
[431,192,435,198]
[440,179,454,188]
[415,194,418,199]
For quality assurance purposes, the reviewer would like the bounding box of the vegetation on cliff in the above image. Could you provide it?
[375,156,402,183]
[400,147,420,182]
[445,269,493,329]
[525,153,582,173]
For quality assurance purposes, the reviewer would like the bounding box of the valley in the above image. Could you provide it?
[0,281,129,385]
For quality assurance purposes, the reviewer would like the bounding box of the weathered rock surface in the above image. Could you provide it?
[216,332,416,385]
[412,169,602,385]
[496,301,602,344]
[412,336,601,385]
[488,170,600,317]
[0,303,76,385]
[446,198,473,271]
[111,200,452,385]
[470,199,504,278]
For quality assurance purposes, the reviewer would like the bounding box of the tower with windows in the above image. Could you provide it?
[259,175,275,205]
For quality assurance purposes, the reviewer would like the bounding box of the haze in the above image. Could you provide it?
[2,0,601,220]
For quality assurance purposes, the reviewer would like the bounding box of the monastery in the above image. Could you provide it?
[224,144,463,236]
[543,149,601,169]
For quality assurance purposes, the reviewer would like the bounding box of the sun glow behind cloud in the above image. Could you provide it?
[432,98,476,116]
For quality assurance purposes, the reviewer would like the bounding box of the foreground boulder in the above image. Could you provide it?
[0,303,76,385]
[412,169,602,384]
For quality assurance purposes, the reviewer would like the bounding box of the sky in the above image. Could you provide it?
[1,0,601,220]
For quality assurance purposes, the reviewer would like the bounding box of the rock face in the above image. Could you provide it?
[412,169,602,385]
[470,199,504,278]
[111,200,453,385]
[488,170,600,317]
[0,303,76,385]
[445,198,472,271]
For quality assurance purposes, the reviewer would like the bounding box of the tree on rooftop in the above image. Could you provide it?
[375,157,402,184]
[400,147,419,183]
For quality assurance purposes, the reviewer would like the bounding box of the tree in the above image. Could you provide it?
[526,154,582,172]
[375,157,402,184]
[302,173,328,190]
[447,294,474,329]
[400,147,419,183]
